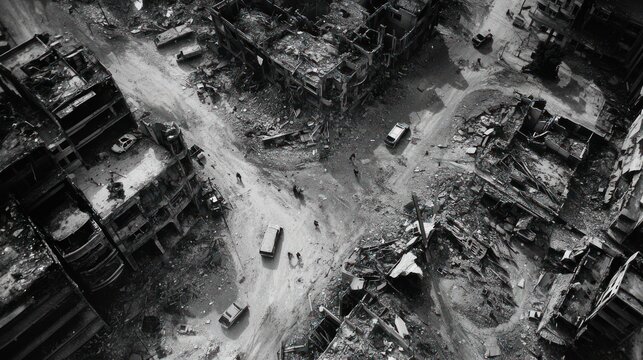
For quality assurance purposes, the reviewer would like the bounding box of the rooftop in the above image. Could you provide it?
[0,89,62,173]
[0,34,110,113]
[234,8,289,46]
[43,198,90,242]
[265,31,342,85]
[72,137,174,218]
[0,201,54,308]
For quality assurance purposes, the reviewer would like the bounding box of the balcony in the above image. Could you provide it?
[63,227,105,262]
[79,251,124,291]
[116,213,149,240]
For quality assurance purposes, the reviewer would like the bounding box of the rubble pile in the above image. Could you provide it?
[318,292,448,360]
[73,226,233,360]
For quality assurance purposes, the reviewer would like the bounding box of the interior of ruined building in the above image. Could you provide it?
[1,1,643,360]
[212,0,439,111]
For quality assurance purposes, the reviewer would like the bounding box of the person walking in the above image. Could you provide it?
[236,172,242,183]
[353,168,359,177]
[314,220,319,229]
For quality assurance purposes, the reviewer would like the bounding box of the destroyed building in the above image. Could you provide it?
[576,252,643,345]
[605,109,643,249]
[0,33,203,359]
[317,292,416,359]
[0,33,201,274]
[211,0,441,111]
[0,34,136,171]
[0,199,106,360]
[537,240,643,352]
[71,121,201,269]
[529,0,643,107]
[0,81,126,293]
[537,238,617,346]
[475,94,596,222]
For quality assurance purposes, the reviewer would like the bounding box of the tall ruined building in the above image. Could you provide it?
[212,0,441,111]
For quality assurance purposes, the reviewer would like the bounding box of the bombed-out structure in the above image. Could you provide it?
[0,200,106,360]
[211,0,441,111]
[605,108,643,249]
[0,34,202,359]
[577,252,643,345]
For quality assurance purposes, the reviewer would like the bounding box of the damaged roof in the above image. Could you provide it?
[477,95,592,219]
[0,201,54,308]
[323,0,368,33]
[0,34,111,113]
[231,8,343,86]
[43,198,91,242]
[266,31,342,85]
[72,137,174,218]
[0,89,61,174]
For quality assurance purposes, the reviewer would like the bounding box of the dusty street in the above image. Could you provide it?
[0,0,631,359]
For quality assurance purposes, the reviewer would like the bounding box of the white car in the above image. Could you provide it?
[384,123,410,147]
[111,134,138,154]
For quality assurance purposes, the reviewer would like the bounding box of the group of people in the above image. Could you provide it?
[287,251,303,266]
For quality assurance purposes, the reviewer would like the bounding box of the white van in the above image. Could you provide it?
[259,225,282,258]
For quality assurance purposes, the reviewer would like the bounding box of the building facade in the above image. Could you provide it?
[212,0,441,112]
[577,252,643,344]
[0,200,106,360]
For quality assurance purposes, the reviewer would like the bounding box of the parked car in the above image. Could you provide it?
[218,301,248,329]
[384,123,410,147]
[528,310,542,321]
[176,45,203,62]
[472,33,493,48]
[154,24,194,47]
[512,15,526,28]
[110,133,138,154]
[259,225,282,258]
[189,144,206,165]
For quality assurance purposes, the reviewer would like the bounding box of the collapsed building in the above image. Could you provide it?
[317,292,418,359]
[537,238,618,346]
[475,93,595,224]
[605,109,643,249]
[211,0,441,111]
[0,34,202,358]
[537,241,643,349]
[0,199,106,360]
[577,251,643,345]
